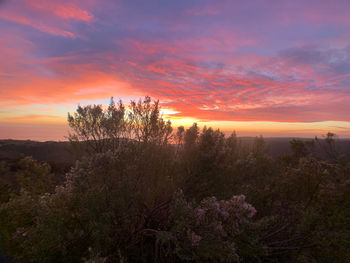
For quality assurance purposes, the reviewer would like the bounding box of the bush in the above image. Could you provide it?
[1,97,349,262]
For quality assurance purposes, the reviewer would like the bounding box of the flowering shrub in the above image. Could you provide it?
[156,190,258,262]
[0,98,349,262]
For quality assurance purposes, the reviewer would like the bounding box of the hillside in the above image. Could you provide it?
[1,137,350,163]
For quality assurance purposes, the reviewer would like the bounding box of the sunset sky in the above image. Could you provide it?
[1,0,350,141]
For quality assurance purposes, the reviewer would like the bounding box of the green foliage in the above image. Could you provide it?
[161,190,261,262]
[15,157,55,195]
[1,97,349,262]
[0,160,13,204]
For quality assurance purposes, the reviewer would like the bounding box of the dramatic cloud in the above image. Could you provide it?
[0,0,350,139]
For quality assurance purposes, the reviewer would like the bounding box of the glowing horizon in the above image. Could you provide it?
[1,0,350,140]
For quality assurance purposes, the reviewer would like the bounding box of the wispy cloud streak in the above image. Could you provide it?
[0,0,350,139]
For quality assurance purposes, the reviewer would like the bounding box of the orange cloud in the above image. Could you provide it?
[0,122,68,141]
[1,7,350,127]
[2,114,61,122]
[2,37,349,124]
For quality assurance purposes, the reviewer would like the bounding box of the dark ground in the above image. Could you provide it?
[1,137,350,163]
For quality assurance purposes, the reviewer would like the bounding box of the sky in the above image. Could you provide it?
[0,0,350,141]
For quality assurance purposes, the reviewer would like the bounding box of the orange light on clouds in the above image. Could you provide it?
[1,0,350,140]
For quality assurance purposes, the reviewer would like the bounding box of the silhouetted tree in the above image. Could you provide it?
[67,97,126,155]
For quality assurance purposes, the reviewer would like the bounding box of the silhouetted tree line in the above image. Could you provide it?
[0,97,349,262]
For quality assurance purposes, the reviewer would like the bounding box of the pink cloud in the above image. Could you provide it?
[0,10,76,37]
[1,10,349,124]
[0,0,93,38]
[27,0,93,22]
[2,38,349,123]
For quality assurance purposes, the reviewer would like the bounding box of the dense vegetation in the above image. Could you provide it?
[0,97,349,262]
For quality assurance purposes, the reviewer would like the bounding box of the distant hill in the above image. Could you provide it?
[1,137,350,163]
[241,137,350,159]
[0,140,73,163]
